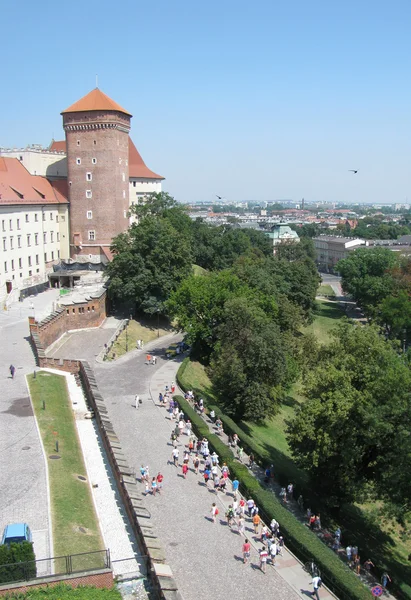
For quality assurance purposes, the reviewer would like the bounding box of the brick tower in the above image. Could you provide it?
[62,88,131,259]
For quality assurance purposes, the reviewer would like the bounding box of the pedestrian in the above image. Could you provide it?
[297,494,304,511]
[210,409,216,422]
[242,538,251,564]
[238,515,246,535]
[306,508,312,524]
[346,544,352,563]
[249,453,255,467]
[185,419,192,436]
[182,463,189,478]
[238,498,246,517]
[146,354,151,364]
[278,536,284,555]
[135,394,140,409]
[151,477,158,496]
[139,464,148,482]
[188,437,194,454]
[9,365,15,379]
[213,475,221,492]
[232,478,240,499]
[279,487,287,503]
[237,446,244,462]
[152,355,157,365]
[351,545,358,562]
[287,482,294,498]
[226,505,235,528]
[156,472,163,492]
[261,525,269,543]
[144,479,150,494]
[354,555,361,575]
[203,467,211,486]
[381,572,391,589]
[363,558,374,573]
[219,478,227,494]
[259,546,268,573]
[253,512,261,535]
[270,518,279,535]
[221,463,229,478]
[211,503,219,523]
[264,465,271,483]
[193,454,200,474]
[136,339,141,349]
[232,433,239,447]
[172,447,179,466]
[309,514,316,530]
[211,451,219,466]
[158,392,163,404]
[335,527,341,542]
[315,514,321,530]
[247,498,255,517]
[171,382,176,393]
[269,540,277,565]
[183,450,190,464]
[311,575,322,600]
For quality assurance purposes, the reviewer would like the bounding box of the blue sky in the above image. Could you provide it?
[1,0,410,204]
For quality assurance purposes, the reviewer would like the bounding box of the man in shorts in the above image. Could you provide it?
[242,539,251,564]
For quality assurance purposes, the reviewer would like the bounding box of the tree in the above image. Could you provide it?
[129,191,179,220]
[337,247,398,315]
[287,322,411,511]
[108,216,192,315]
[378,290,411,339]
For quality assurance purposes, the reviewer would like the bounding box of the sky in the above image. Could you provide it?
[1,0,410,204]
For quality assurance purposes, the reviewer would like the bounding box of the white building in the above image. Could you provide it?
[0,157,69,305]
[0,144,67,178]
[313,236,365,272]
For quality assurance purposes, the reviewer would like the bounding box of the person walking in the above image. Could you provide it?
[238,514,246,535]
[232,477,240,499]
[156,472,164,493]
[226,505,235,528]
[182,462,189,478]
[237,446,244,462]
[9,365,15,379]
[346,545,352,564]
[253,512,261,535]
[135,394,140,409]
[269,540,277,566]
[151,477,158,496]
[211,503,219,523]
[242,539,251,564]
[193,454,200,474]
[363,558,374,574]
[381,572,391,589]
[171,447,179,466]
[259,546,268,573]
[311,575,322,600]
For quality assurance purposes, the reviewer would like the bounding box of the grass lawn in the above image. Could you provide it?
[317,284,336,297]
[6,583,122,599]
[106,316,173,360]
[304,299,345,344]
[28,372,104,565]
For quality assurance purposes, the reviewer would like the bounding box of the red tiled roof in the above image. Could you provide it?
[128,139,164,180]
[61,88,132,117]
[101,246,114,262]
[0,158,68,205]
[49,140,67,152]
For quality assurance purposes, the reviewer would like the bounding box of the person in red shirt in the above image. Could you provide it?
[242,539,251,564]
[182,463,189,478]
[156,472,164,493]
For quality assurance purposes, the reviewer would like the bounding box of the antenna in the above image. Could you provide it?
[96,74,98,88]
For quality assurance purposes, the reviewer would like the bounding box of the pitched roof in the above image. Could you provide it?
[61,88,132,117]
[49,138,164,181]
[49,140,67,152]
[0,158,68,205]
[128,139,164,180]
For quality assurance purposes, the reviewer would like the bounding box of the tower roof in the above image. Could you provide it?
[129,139,164,180]
[61,88,132,117]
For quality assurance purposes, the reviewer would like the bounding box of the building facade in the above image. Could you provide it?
[313,236,365,272]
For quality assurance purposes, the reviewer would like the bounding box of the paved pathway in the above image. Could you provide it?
[0,289,60,569]
[93,339,326,600]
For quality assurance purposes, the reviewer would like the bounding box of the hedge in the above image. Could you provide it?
[4,583,122,599]
[0,541,36,585]
[175,393,371,600]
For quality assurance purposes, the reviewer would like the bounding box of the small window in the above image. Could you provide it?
[93,140,97,145]
[76,158,81,165]
[10,237,13,250]
[133,181,136,187]
[9,219,12,231]
[19,273,22,278]
[35,214,38,222]
[92,306,95,312]
[87,211,93,219]
[56,215,59,222]
[57,232,60,242]
[36,255,39,265]
[51,251,54,260]
[25,214,29,222]
[88,230,95,241]
[50,212,53,220]
[11,259,14,271]
[35,233,38,245]
[18,258,22,268]
[36,268,39,273]
[44,252,47,262]
[19,155,23,161]
[122,172,125,182]
[72,308,75,314]
[123,190,126,199]
[86,190,92,198]
[43,212,46,221]
[51,232,54,242]
[43,232,47,243]
[27,234,31,246]
[17,219,20,230]
[58,250,60,258]
[92,158,97,164]
[3,238,6,251]
[1,220,5,231]
[77,140,80,146]
[86,172,92,181]
[28,256,32,267]
[28,270,32,276]
[4,261,7,272]
[69,181,72,187]
[66,309,69,315]
[124,210,127,218]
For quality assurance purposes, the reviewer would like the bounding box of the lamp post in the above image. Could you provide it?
[157,309,160,338]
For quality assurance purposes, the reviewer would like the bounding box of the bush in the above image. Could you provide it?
[0,542,36,584]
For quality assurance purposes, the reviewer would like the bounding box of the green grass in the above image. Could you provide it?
[5,583,122,599]
[304,299,345,344]
[317,284,336,297]
[106,317,173,360]
[28,372,104,564]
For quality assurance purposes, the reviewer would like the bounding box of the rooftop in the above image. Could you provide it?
[128,139,164,180]
[61,88,132,117]
[0,158,68,205]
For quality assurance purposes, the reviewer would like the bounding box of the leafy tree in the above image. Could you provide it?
[337,247,398,314]
[129,191,179,220]
[378,290,411,339]
[108,216,192,315]
[287,322,411,511]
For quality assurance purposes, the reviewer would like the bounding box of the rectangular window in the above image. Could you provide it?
[25,214,29,222]
[1,220,5,231]
[44,252,47,262]
[35,233,38,245]
[50,212,53,220]
[86,190,92,198]
[2,238,6,251]
[28,256,32,267]
[57,232,60,242]
[86,172,92,181]
[43,232,47,243]
[76,158,81,165]
[11,259,14,270]
[17,219,20,230]
[51,232,54,243]
[35,254,39,265]
[18,236,21,248]
[58,250,60,258]
[92,158,97,164]
[51,251,54,260]
[19,258,22,268]
[9,219,12,230]
[4,261,7,272]
[10,237,13,250]
[35,214,38,222]
[88,230,96,241]
[56,215,59,223]
[29,270,32,276]
[87,211,92,219]
[77,140,80,146]
[133,181,136,187]
[27,234,31,246]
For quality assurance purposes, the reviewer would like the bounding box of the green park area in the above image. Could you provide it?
[317,284,336,297]
[5,583,121,599]
[28,372,104,566]
[106,316,172,360]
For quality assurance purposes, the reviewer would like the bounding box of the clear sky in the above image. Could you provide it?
[1,0,410,204]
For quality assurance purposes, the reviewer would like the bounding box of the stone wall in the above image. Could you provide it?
[0,568,113,597]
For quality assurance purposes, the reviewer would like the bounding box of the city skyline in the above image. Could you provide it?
[1,0,410,204]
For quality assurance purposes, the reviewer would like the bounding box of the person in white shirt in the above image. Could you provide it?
[311,576,322,600]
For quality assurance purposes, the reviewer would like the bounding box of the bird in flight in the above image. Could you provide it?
[348,170,358,174]
[216,195,222,199]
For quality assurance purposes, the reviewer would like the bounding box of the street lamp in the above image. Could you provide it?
[157,309,160,338]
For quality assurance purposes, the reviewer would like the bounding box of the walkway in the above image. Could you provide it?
[93,339,329,600]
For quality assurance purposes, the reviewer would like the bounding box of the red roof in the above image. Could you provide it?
[49,138,164,181]
[49,140,66,152]
[0,158,68,205]
[61,88,132,117]
[128,139,164,180]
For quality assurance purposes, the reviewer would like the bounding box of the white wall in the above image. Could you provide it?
[0,149,67,178]
[128,178,162,223]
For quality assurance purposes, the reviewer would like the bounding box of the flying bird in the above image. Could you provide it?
[348,170,358,174]
[216,195,222,199]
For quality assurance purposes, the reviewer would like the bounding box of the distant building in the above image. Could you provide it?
[313,236,365,272]
[266,223,300,254]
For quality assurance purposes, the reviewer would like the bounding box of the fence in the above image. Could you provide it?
[0,549,110,586]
